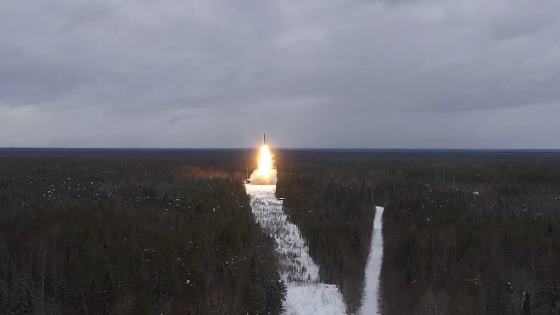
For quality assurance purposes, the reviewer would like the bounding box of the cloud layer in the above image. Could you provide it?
[1,0,559,148]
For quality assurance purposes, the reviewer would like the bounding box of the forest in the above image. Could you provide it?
[0,151,284,315]
[276,150,560,315]
[2,149,560,315]
[275,153,377,314]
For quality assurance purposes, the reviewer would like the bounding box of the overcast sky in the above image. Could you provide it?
[1,0,559,148]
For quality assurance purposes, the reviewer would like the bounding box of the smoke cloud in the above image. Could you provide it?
[247,144,277,185]
[249,169,277,185]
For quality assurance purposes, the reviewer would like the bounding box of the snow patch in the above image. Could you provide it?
[246,184,346,315]
[284,284,347,315]
[359,206,384,315]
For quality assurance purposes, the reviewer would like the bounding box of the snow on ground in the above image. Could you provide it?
[284,284,347,315]
[246,184,347,315]
[359,206,385,315]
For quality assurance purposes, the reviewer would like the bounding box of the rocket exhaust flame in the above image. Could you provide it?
[257,145,273,175]
[248,135,277,185]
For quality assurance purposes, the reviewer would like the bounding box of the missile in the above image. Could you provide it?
[264,134,266,144]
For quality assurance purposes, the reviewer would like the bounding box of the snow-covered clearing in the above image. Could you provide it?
[246,184,347,315]
[359,206,385,315]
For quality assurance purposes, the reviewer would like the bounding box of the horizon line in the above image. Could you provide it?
[1,147,559,151]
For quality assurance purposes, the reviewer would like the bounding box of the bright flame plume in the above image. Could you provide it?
[258,145,273,175]
[249,144,277,185]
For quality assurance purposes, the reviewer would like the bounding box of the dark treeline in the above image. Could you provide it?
[0,155,285,315]
[378,156,560,315]
[275,153,379,314]
[274,151,560,315]
[4,149,560,315]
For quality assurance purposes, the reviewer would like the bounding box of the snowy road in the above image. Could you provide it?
[359,206,385,315]
[246,184,347,315]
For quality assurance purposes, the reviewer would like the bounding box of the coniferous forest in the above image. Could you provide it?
[2,149,560,315]
[0,150,284,315]
[276,150,560,315]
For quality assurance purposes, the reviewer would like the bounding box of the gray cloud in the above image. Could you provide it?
[168,114,196,125]
[1,0,559,148]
